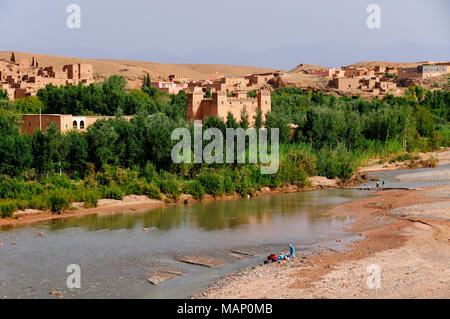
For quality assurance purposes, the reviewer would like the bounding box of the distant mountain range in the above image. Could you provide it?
[1,42,449,70]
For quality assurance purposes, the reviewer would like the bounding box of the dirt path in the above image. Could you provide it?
[193,184,450,299]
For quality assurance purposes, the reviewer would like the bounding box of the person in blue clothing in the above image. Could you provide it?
[289,244,295,258]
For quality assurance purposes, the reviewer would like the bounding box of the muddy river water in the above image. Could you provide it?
[0,189,373,298]
[2,165,449,299]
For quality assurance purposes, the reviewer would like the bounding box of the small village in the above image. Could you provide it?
[1,0,450,305]
[1,50,449,134]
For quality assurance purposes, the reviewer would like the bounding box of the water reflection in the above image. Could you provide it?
[0,189,371,299]
[44,190,367,233]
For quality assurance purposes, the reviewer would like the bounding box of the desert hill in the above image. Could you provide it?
[288,63,326,73]
[0,51,280,89]
[348,61,423,69]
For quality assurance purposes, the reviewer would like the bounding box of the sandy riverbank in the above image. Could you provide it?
[361,149,450,173]
[192,183,450,299]
[0,195,165,228]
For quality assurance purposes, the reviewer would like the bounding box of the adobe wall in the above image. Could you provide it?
[20,114,133,134]
[21,114,66,134]
[333,77,360,90]
[187,91,271,126]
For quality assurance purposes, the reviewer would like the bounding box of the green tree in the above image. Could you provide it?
[0,109,32,175]
[226,112,239,129]
[239,107,250,130]
[0,89,9,100]
[61,130,89,176]
[31,123,63,175]
[253,107,263,130]
[415,105,435,137]
[86,119,120,169]
[14,96,45,114]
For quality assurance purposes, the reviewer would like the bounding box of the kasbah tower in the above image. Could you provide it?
[187,88,271,126]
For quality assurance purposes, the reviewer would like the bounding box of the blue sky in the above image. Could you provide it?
[1,0,449,69]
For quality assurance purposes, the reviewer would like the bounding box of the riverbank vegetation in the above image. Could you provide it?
[0,77,449,217]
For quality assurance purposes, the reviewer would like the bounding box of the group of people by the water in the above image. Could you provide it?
[376,180,385,188]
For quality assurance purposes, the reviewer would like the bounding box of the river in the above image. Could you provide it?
[2,164,449,299]
[0,188,374,298]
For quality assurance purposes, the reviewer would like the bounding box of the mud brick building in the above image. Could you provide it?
[187,88,271,125]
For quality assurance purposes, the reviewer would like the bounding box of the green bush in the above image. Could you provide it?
[235,176,253,196]
[48,192,70,214]
[159,178,181,199]
[283,150,317,176]
[183,180,205,200]
[102,184,125,200]
[275,160,309,187]
[28,196,49,210]
[223,174,236,195]
[389,153,420,163]
[317,147,359,181]
[82,190,99,208]
[198,172,224,197]
[142,183,162,200]
[142,162,158,183]
[0,201,18,218]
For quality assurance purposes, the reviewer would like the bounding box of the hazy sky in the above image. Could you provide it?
[1,0,449,68]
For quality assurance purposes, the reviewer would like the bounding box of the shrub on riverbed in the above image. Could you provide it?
[28,196,50,210]
[283,149,318,176]
[102,184,125,200]
[183,180,205,200]
[420,156,439,168]
[222,173,237,195]
[198,171,224,198]
[235,175,254,196]
[316,147,360,181]
[389,153,420,163]
[80,190,99,208]
[48,191,70,214]
[0,176,45,200]
[158,172,181,200]
[0,201,18,218]
[142,183,162,200]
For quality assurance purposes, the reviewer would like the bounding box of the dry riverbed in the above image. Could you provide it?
[192,183,450,299]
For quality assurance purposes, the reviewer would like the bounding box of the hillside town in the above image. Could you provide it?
[298,62,450,95]
[1,51,449,134]
[0,52,94,100]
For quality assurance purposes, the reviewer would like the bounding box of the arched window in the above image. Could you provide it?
[80,120,85,129]
[73,120,78,129]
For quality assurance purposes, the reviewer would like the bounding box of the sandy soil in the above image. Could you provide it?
[309,176,338,188]
[362,149,450,173]
[396,168,450,182]
[0,195,164,228]
[192,183,450,299]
